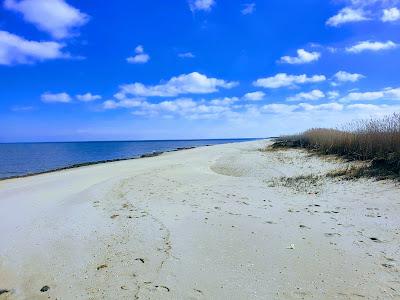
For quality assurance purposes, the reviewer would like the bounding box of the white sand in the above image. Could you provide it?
[0,140,399,299]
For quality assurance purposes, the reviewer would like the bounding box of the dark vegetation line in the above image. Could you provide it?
[272,113,400,180]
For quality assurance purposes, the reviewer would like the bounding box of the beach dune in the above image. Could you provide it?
[0,140,399,299]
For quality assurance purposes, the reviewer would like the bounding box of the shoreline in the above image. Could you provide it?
[0,145,206,182]
[1,140,399,299]
[0,139,264,182]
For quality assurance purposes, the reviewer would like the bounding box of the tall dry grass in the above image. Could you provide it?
[278,113,400,175]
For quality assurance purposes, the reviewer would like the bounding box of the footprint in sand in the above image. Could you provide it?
[40,286,50,292]
[265,221,277,225]
[299,224,310,229]
[97,264,108,270]
[155,285,170,292]
[370,237,382,243]
[324,233,341,237]
[194,288,203,295]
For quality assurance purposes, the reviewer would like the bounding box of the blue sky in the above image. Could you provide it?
[1,0,400,142]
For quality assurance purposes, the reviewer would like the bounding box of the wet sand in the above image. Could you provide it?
[0,140,399,299]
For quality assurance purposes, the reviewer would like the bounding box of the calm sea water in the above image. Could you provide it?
[0,139,255,179]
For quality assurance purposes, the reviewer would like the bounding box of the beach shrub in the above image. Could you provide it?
[274,113,400,178]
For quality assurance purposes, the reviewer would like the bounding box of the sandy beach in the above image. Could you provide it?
[0,140,399,299]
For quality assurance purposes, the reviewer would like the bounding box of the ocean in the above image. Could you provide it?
[0,139,255,179]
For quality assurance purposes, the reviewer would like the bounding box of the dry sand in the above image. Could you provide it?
[0,140,399,299]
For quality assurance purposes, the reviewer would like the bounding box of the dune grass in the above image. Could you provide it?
[273,113,400,178]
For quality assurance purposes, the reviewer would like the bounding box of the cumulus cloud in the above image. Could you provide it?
[287,89,325,101]
[344,103,400,116]
[262,104,298,114]
[346,40,398,53]
[178,52,195,58]
[298,102,344,111]
[118,72,238,97]
[127,45,150,64]
[209,97,239,106]
[130,97,237,120]
[101,94,400,126]
[241,3,256,15]
[325,1,400,25]
[0,30,68,65]
[189,0,215,12]
[382,7,400,21]
[346,103,384,110]
[326,7,370,26]
[103,98,144,109]
[261,101,394,115]
[4,0,89,39]
[263,101,399,116]
[41,92,71,103]
[327,91,340,99]
[76,93,102,102]
[345,0,395,7]
[344,91,386,101]
[243,91,265,101]
[280,49,321,64]
[341,87,400,101]
[334,71,365,82]
[253,73,326,89]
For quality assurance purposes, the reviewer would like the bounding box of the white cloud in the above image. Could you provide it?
[280,49,321,64]
[135,45,144,53]
[76,93,102,102]
[261,101,371,115]
[334,71,365,82]
[127,45,150,64]
[298,102,344,111]
[209,97,239,106]
[155,98,198,112]
[327,46,338,53]
[262,104,298,114]
[0,30,68,65]
[261,101,399,116]
[344,91,385,101]
[243,91,265,101]
[287,89,325,101]
[11,105,34,112]
[178,52,195,58]
[103,98,145,110]
[327,91,340,99]
[41,92,71,103]
[189,0,215,11]
[100,94,400,130]
[241,3,256,15]
[382,7,400,21]
[326,7,370,26]
[347,103,384,110]
[127,54,150,64]
[253,73,326,89]
[345,0,390,7]
[341,87,400,101]
[4,0,89,39]
[345,103,400,115]
[346,40,397,53]
[119,72,238,97]
[130,97,237,120]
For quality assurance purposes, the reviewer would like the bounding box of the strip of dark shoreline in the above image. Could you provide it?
[0,145,201,181]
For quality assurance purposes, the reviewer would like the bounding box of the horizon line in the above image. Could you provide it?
[0,137,270,144]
